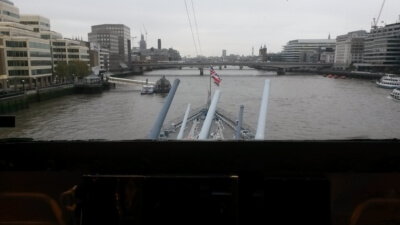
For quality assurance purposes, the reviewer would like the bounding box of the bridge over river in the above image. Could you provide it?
[131,61,334,75]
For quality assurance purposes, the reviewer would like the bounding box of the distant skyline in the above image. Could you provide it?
[10,0,400,57]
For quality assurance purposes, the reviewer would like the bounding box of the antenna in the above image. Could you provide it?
[142,24,148,43]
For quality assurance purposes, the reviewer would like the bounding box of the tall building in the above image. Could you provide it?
[139,33,146,50]
[357,22,400,72]
[88,24,131,71]
[281,39,336,62]
[334,30,367,69]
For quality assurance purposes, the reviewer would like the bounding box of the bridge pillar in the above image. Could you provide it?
[224,65,227,68]
[239,65,243,70]
[199,68,203,75]
[277,68,286,75]
[219,66,222,70]
[179,67,182,70]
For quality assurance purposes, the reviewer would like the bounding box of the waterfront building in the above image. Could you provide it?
[99,47,110,72]
[19,14,50,33]
[88,24,131,72]
[0,0,53,90]
[88,42,110,72]
[0,0,19,23]
[356,22,400,73]
[0,34,53,90]
[334,30,368,70]
[52,38,90,72]
[281,38,336,62]
[320,48,335,63]
[0,0,96,90]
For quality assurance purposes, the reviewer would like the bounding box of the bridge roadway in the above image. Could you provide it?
[131,61,334,75]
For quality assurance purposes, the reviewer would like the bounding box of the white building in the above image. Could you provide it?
[0,34,53,89]
[334,30,367,70]
[89,42,109,72]
[0,0,94,90]
[20,14,50,33]
[52,38,90,70]
[0,0,19,23]
[281,39,336,62]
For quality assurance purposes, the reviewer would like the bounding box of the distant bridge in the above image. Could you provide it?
[130,61,334,75]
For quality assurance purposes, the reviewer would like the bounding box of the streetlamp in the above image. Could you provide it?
[22,80,25,92]
[72,74,75,83]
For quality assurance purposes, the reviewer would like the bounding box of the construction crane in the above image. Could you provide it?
[372,0,386,29]
[143,24,148,43]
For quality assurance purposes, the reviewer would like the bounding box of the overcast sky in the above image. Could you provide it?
[10,0,400,57]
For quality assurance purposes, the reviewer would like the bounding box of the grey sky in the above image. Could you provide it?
[11,0,400,57]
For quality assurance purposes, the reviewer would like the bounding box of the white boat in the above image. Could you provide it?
[376,74,400,88]
[390,88,400,101]
[140,84,154,95]
[147,71,271,141]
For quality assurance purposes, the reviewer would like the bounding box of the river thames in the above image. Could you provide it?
[0,66,399,141]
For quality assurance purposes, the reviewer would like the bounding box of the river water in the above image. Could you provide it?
[1,66,399,141]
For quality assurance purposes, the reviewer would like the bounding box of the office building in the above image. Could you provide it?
[0,0,19,23]
[0,0,53,89]
[88,24,131,71]
[20,14,50,33]
[281,39,336,62]
[357,22,400,72]
[334,30,367,70]
[52,38,90,70]
[0,0,91,90]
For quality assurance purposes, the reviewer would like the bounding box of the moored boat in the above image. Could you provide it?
[376,74,400,89]
[390,88,400,101]
[140,84,154,95]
